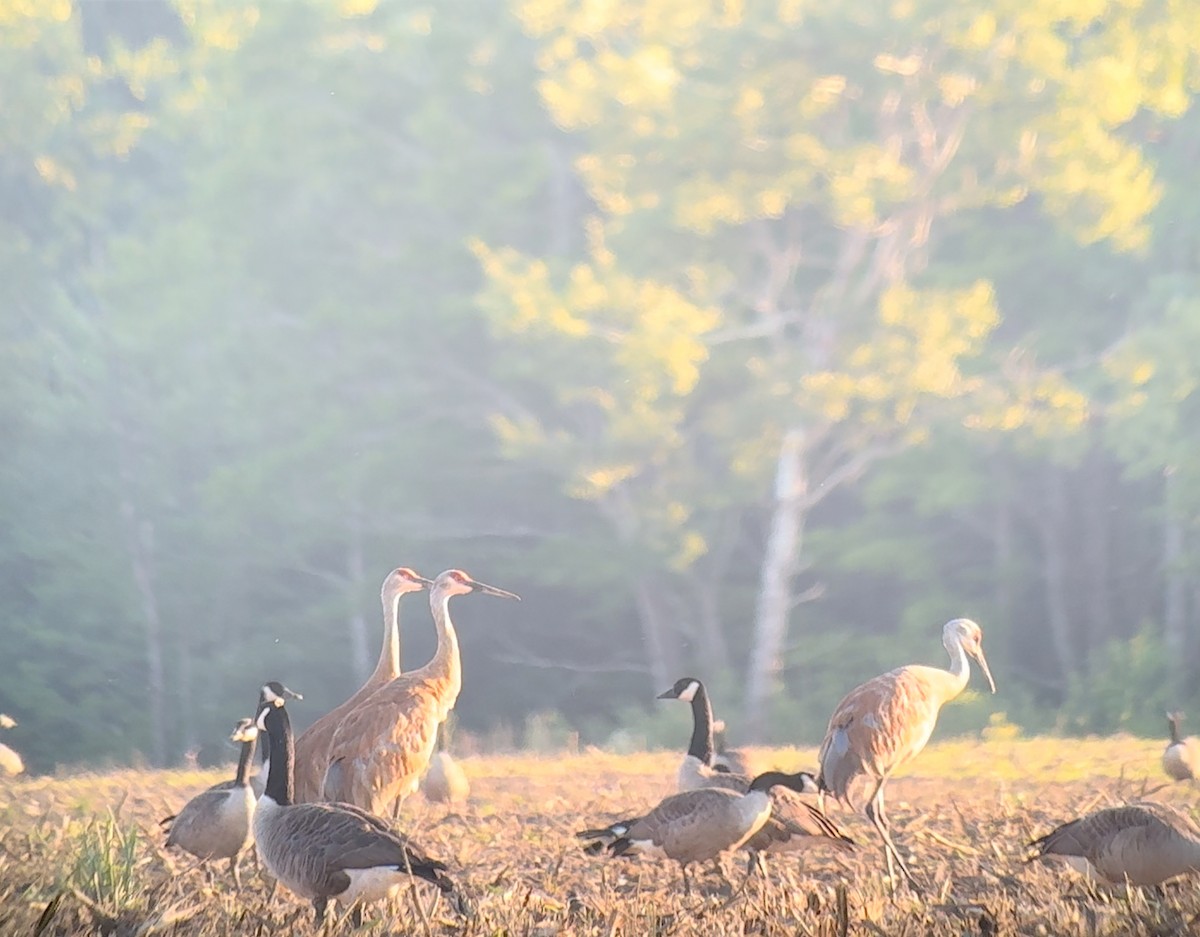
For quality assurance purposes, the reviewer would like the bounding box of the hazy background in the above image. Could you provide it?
[4,0,1200,773]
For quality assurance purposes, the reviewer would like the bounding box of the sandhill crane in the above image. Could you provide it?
[1028,802,1200,886]
[578,770,836,895]
[292,568,431,803]
[322,569,518,815]
[161,718,259,888]
[817,617,995,893]
[1163,711,1196,782]
[252,684,462,927]
[0,714,23,777]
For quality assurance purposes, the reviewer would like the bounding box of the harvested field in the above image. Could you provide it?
[2,736,1197,936]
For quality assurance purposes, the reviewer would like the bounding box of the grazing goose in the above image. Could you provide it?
[1028,802,1200,886]
[253,683,462,926]
[162,718,259,887]
[292,568,432,804]
[580,771,830,894]
[1163,711,1196,782]
[817,617,995,894]
[0,714,23,777]
[711,719,751,775]
[322,569,518,815]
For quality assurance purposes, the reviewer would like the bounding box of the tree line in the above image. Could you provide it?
[4,0,1200,771]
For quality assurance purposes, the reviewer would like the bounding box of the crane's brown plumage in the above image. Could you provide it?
[292,568,430,804]
[817,618,995,894]
[322,569,517,815]
[1029,802,1200,886]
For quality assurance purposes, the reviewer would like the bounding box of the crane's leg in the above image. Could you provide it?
[866,778,922,897]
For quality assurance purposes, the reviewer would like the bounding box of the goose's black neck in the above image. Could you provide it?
[686,683,715,766]
[234,734,257,787]
[748,770,811,794]
[1169,715,1182,744]
[262,704,295,806]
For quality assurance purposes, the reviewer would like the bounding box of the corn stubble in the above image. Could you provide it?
[1,747,1198,936]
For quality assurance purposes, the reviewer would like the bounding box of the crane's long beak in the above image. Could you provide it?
[971,646,997,693]
[469,577,520,600]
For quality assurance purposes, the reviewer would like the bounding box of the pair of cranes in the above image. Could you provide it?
[161,567,517,924]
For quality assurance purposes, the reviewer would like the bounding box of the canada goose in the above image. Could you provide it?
[817,618,995,894]
[656,676,846,859]
[0,714,23,777]
[423,725,470,805]
[1028,802,1200,886]
[253,682,462,926]
[580,770,832,894]
[1163,711,1196,782]
[657,677,752,791]
[292,568,432,804]
[161,718,259,887]
[711,719,751,775]
[322,569,518,815]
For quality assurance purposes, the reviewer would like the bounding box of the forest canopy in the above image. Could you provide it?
[4,0,1200,771]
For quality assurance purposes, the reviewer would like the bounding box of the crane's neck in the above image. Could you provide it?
[234,734,256,787]
[368,592,403,686]
[425,589,463,704]
[942,635,972,701]
[262,706,295,807]
[686,684,716,766]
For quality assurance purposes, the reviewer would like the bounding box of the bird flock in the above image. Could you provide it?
[12,572,1200,928]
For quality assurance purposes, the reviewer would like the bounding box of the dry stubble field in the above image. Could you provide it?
[1,736,1196,936]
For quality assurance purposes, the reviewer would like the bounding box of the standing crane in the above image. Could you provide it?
[321,569,518,815]
[291,568,431,803]
[817,617,995,893]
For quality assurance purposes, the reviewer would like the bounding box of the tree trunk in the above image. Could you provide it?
[1034,467,1075,683]
[691,578,730,680]
[346,503,371,682]
[118,499,168,766]
[1163,469,1186,674]
[634,576,675,691]
[1081,453,1112,649]
[744,428,808,742]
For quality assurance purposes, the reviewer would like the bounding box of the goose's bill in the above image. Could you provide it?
[656,687,679,700]
[970,647,997,693]
[471,578,520,600]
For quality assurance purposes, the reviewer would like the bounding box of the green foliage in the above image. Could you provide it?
[5,0,1200,769]
[1060,630,1176,736]
[64,813,142,913]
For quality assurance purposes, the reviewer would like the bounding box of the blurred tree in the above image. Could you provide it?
[478,0,1190,736]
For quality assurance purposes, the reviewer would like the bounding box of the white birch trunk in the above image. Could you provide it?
[744,428,807,742]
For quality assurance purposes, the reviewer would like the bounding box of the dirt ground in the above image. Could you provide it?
[1,739,1196,936]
